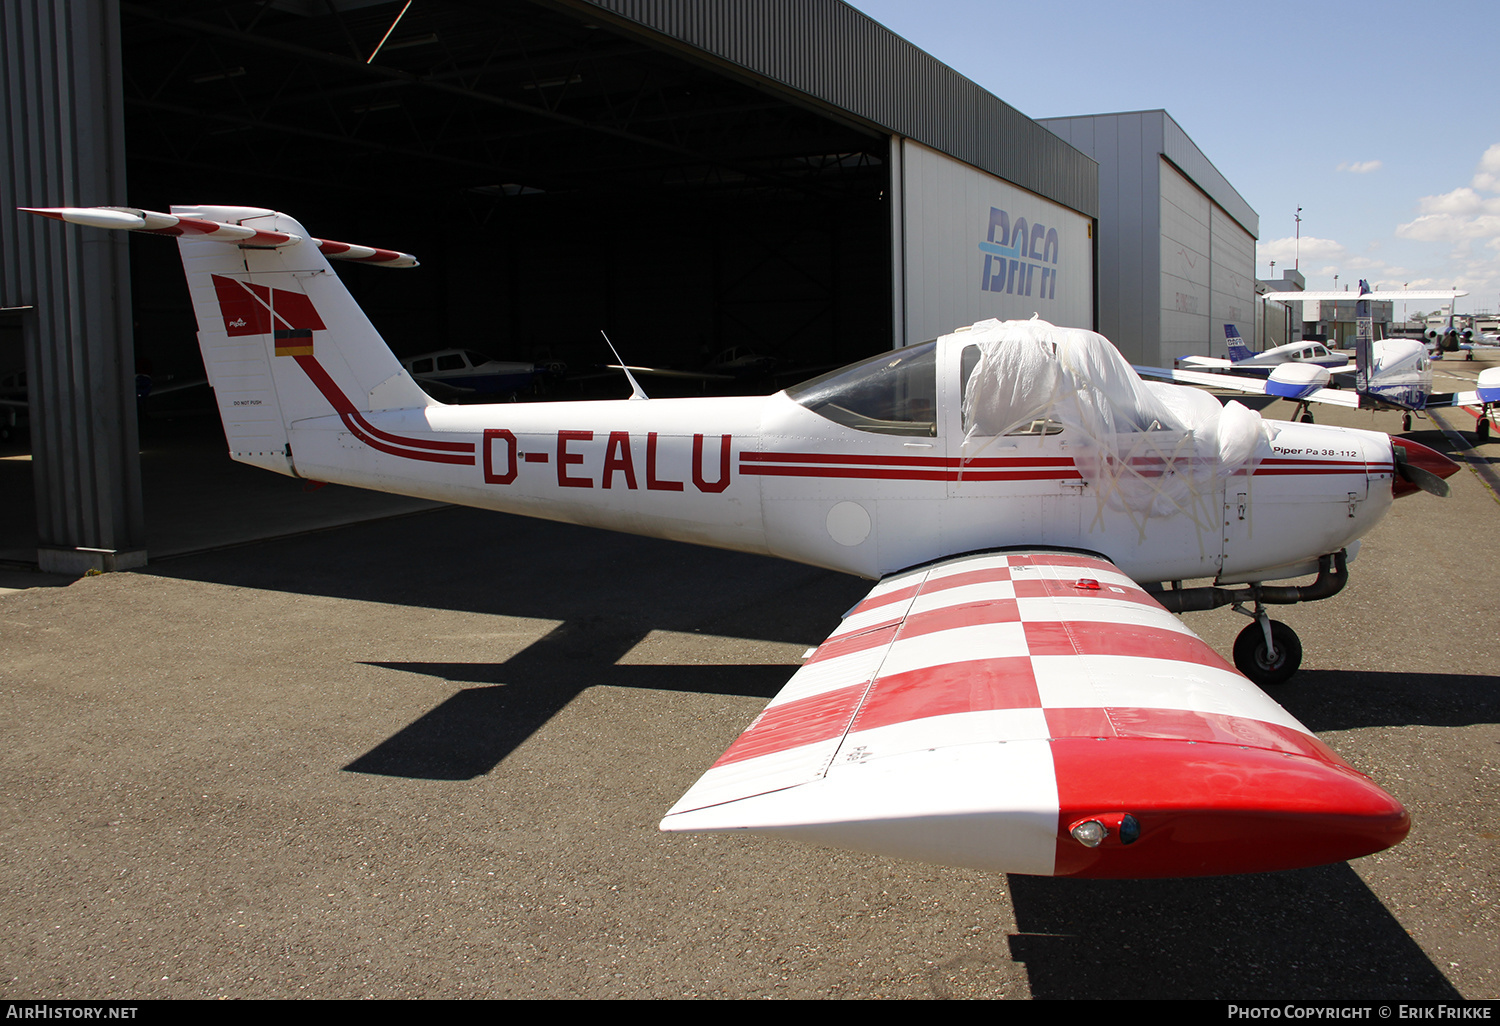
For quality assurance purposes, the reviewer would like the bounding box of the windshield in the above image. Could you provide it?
[785,342,937,436]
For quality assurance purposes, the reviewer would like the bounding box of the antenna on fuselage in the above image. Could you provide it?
[601,330,649,401]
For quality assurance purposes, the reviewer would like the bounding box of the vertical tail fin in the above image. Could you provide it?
[175,206,434,476]
[22,205,434,478]
[1354,280,1373,394]
[1224,324,1253,363]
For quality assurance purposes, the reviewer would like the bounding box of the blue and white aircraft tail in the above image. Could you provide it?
[1224,324,1254,363]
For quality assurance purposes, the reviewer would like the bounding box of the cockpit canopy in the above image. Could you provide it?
[785,341,938,437]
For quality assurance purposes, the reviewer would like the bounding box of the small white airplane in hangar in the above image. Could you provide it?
[26,204,1459,879]
[1143,283,1500,439]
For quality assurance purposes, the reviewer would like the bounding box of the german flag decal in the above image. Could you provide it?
[274,328,314,357]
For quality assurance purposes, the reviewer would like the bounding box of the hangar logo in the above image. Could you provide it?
[978,207,1059,300]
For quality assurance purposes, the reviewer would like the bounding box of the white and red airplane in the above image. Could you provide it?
[26,204,1458,879]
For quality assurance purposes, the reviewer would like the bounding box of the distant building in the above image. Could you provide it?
[1039,110,1259,366]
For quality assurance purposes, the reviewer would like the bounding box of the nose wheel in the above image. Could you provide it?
[1233,618,1302,686]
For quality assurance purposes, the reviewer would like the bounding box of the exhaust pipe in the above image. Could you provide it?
[1147,550,1348,613]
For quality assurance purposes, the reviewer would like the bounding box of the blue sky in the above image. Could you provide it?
[846,0,1500,317]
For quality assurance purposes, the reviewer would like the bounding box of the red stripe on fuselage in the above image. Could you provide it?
[293,355,475,464]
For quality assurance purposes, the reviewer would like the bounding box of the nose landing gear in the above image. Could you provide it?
[1231,614,1302,687]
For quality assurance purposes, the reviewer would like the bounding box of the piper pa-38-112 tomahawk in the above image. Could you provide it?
[1143,282,1500,438]
[26,205,1456,879]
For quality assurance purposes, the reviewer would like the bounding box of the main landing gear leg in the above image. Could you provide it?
[1144,550,1346,687]
[1231,601,1302,686]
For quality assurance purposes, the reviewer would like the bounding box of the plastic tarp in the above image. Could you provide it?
[959,317,1272,534]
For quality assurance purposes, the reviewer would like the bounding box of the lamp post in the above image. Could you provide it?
[1294,207,1302,270]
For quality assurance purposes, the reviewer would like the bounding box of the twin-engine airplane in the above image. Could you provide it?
[1143,283,1500,438]
[25,205,1458,879]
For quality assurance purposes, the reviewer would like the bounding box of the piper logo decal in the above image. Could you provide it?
[978,207,1059,300]
[211,274,326,355]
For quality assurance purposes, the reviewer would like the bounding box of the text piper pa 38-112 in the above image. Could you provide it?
[1143,283,1500,438]
[24,204,1459,879]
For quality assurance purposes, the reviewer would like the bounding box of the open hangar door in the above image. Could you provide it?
[119,0,894,419]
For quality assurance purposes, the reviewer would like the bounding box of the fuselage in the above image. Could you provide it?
[284,329,1399,586]
[1357,338,1435,411]
[1181,340,1349,377]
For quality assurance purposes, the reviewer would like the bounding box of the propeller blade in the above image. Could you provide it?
[1392,442,1453,498]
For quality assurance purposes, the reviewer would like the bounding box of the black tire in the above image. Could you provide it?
[1478,418,1491,442]
[1402,414,1413,432]
[1299,412,1315,423]
[1233,620,1302,686]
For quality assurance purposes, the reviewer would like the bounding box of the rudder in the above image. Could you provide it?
[172,205,434,477]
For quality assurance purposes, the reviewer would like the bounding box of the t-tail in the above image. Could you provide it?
[22,204,432,479]
[1354,279,1373,395]
[1224,324,1253,363]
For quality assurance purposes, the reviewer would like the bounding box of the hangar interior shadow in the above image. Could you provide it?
[119,0,893,405]
[0,0,899,569]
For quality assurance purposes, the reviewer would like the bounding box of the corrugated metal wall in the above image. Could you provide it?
[1,0,145,571]
[1039,110,1259,366]
[559,0,1099,219]
[1040,112,1161,364]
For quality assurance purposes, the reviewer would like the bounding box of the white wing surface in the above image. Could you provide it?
[661,551,1408,878]
[1134,365,1363,408]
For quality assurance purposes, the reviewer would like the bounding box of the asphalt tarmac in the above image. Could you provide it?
[1,363,1497,999]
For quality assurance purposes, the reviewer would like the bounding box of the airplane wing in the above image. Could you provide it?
[661,550,1408,878]
[1424,368,1500,409]
[607,363,736,382]
[1265,290,1468,302]
[1135,365,1362,408]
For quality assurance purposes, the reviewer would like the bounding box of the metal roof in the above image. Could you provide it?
[560,0,1098,217]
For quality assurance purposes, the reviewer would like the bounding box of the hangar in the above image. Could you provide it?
[1039,110,1260,367]
[3,0,1105,572]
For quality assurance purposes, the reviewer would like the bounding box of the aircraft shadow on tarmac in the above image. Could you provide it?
[1004,867,1461,1000]
[344,648,1474,1000]
[141,509,1484,999]
[347,633,794,781]
[342,657,1497,781]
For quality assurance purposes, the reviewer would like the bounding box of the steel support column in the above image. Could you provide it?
[1,0,145,572]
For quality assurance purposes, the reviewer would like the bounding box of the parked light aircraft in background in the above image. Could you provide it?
[1177,324,1349,375]
[1145,282,1500,438]
[1456,324,1500,360]
[26,205,1460,880]
[400,348,553,400]
[0,363,209,440]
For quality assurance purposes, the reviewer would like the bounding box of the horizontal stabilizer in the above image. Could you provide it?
[1265,289,1467,302]
[21,206,417,267]
[1135,364,1360,408]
